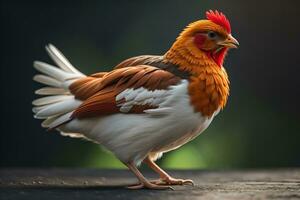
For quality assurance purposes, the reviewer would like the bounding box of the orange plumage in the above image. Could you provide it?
[32,10,238,190]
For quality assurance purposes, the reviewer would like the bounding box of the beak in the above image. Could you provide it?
[218,34,239,49]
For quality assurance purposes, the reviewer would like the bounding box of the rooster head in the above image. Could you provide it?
[171,10,239,67]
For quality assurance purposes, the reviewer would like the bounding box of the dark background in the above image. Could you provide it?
[1,0,299,169]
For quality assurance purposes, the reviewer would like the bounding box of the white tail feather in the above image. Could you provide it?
[32,95,73,106]
[35,98,81,118]
[48,112,73,129]
[32,105,48,114]
[35,87,68,95]
[41,116,60,128]
[34,61,81,81]
[45,44,84,75]
[33,75,62,88]
[33,44,85,132]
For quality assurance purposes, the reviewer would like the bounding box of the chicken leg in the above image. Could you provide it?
[125,162,173,190]
[144,156,194,186]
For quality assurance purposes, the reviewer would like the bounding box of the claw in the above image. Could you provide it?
[182,179,194,186]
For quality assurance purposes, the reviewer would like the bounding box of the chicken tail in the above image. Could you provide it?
[32,44,84,130]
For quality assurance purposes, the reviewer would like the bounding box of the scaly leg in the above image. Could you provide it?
[144,156,194,186]
[125,162,173,190]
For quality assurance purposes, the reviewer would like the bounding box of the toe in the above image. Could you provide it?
[127,184,144,189]
[127,182,174,190]
[182,179,194,186]
[145,183,174,190]
[163,178,195,186]
[150,179,165,185]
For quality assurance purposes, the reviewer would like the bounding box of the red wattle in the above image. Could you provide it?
[193,34,228,67]
[206,48,228,67]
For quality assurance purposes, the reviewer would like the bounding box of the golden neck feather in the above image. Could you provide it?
[164,43,230,117]
[164,40,218,75]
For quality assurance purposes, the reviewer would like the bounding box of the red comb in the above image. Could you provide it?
[206,10,231,33]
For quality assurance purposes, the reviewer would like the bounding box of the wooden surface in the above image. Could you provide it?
[0,168,300,200]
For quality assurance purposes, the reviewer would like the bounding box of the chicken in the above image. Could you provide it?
[32,10,239,190]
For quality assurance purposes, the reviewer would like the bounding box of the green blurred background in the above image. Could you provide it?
[0,0,299,169]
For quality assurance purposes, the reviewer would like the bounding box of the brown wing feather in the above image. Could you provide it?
[114,55,163,69]
[114,55,191,79]
[70,65,181,119]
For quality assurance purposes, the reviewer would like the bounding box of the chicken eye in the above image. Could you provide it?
[207,31,217,39]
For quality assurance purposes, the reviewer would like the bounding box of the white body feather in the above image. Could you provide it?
[60,80,217,165]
